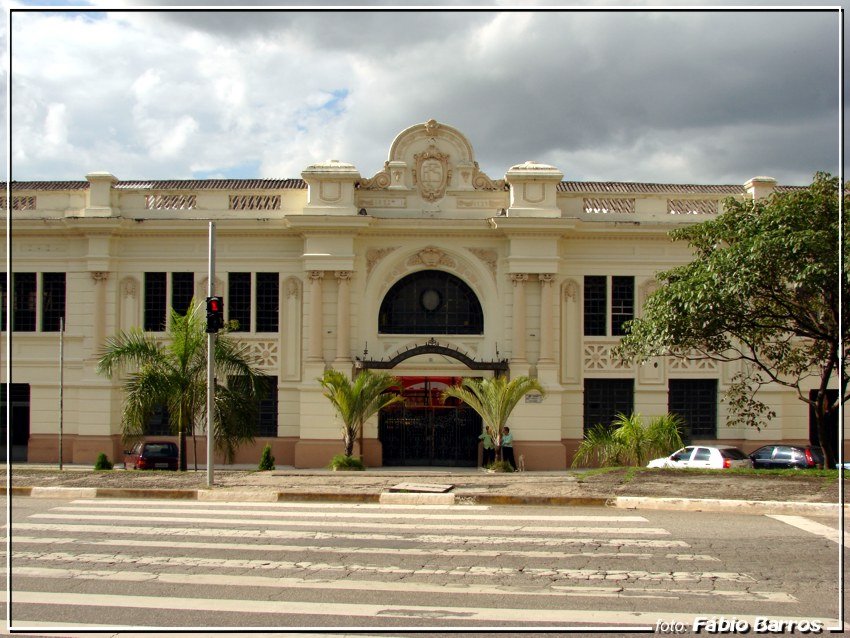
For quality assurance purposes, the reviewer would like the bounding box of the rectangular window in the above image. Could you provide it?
[611,276,634,336]
[583,276,607,336]
[228,273,251,332]
[583,378,634,433]
[144,272,167,332]
[41,273,66,332]
[13,273,36,332]
[0,275,6,332]
[257,376,279,437]
[669,379,718,441]
[171,272,195,317]
[255,273,280,333]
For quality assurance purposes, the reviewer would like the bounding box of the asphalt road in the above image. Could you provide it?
[3,496,848,635]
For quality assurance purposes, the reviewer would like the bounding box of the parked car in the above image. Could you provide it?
[123,441,179,470]
[647,445,753,469]
[749,444,824,470]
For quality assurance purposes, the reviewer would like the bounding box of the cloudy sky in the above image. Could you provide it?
[6,4,842,186]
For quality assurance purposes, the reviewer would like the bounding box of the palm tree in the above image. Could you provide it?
[97,300,268,470]
[318,369,403,458]
[441,375,545,462]
[571,412,684,468]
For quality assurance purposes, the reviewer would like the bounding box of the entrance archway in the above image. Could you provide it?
[358,339,508,467]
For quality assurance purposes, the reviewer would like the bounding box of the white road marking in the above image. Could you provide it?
[52,505,648,523]
[73,499,492,511]
[13,549,753,581]
[14,565,792,602]
[8,590,836,628]
[12,535,718,562]
[13,522,689,548]
[767,515,850,548]
[29,513,670,535]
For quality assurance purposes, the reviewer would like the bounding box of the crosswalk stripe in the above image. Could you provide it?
[13,549,752,581]
[14,565,793,602]
[72,499,478,511]
[13,522,689,548]
[52,505,649,523]
[8,590,835,628]
[767,515,850,548]
[29,513,670,535]
[12,535,718,562]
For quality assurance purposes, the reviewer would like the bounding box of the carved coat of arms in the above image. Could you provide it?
[413,145,450,202]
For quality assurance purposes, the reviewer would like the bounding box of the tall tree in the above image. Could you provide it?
[97,301,268,470]
[442,375,545,462]
[616,173,846,466]
[318,369,403,458]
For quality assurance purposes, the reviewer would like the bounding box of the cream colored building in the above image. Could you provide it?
[3,120,837,468]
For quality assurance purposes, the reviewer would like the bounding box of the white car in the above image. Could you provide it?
[647,445,753,469]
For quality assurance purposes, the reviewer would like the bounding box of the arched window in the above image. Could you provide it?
[379,270,483,335]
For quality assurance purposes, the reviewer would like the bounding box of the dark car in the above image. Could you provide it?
[123,441,179,470]
[749,444,824,470]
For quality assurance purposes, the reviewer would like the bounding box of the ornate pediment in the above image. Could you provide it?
[413,145,451,202]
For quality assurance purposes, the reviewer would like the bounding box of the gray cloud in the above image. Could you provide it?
[9,8,840,185]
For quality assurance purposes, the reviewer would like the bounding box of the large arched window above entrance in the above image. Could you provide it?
[379,270,484,335]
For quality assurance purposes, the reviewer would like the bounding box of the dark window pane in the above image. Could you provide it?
[611,276,634,336]
[144,273,167,332]
[228,273,251,332]
[0,274,7,331]
[256,273,279,333]
[13,273,36,332]
[583,276,606,336]
[145,404,171,436]
[668,379,717,440]
[583,378,633,433]
[42,272,66,332]
[378,270,483,335]
[171,272,194,317]
[257,376,278,437]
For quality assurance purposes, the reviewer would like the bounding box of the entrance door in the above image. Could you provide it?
[379,377,480,467]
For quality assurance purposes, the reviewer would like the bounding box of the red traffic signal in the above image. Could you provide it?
[206,296,224,333]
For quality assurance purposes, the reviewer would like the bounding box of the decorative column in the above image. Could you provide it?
[539,274,555,362]
[308,271,324,361]
[561,279,581,384]
[510,274,528,362]
[334,271,352,362]
[90,271,109,354]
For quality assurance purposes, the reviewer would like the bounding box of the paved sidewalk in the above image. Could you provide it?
[7,464,846,517]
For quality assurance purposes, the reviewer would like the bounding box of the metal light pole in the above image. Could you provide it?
[206,222,216,487]
[58,316,64,470]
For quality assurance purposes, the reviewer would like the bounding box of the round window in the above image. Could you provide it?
[420,289,442,312]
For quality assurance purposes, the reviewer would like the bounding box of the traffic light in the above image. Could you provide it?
[206,296,224,333]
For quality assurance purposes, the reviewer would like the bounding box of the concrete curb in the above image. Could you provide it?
[611,496,845,517]
[8,485,844,516]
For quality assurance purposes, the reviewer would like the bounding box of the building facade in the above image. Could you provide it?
[3,120,838,468]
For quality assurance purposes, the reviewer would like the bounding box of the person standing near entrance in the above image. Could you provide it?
[502,426,516,469]
[479,428,494,467]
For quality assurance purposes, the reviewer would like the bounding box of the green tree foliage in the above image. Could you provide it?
[616,173,846,466]
[318,369,403,458]
[97,300,268,470]
[441,375,545,462]
[571,412,684,468]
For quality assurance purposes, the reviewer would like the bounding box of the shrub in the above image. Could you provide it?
[94,453,113,471]
[487,460,515,473]
[328,454,365,471]
[258,444,275,471]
